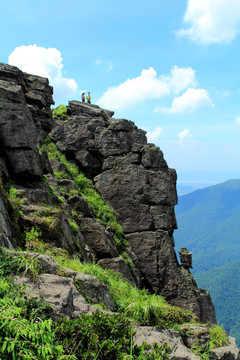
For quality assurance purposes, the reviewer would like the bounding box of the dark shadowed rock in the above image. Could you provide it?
[179,248,193,269]
[98,256,136,285]
[0,192,13,249]
[78,217,119,259]
[0,63,54,181]
[75,272,115,310]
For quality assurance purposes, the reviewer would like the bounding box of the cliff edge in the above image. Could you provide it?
[0,62,216,323]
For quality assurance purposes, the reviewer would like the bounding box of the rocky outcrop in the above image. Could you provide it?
[12,251,115,319]
[0,62,216,324]
[0,63,54,181]
[50,100,216,323]
[8,249,240,359]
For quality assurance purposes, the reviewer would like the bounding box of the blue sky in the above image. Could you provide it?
[1,0,240,186]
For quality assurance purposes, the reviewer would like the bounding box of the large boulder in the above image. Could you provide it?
[0,63,54,181]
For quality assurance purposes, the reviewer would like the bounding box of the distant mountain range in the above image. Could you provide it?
[174,179,240,345]
[175,179,240,273]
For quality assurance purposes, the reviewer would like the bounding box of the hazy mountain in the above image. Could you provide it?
[195,260,240,346]
[174,179,240,345]
[174,179,240,273]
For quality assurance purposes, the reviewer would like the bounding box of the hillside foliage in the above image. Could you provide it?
[175,179,240,346]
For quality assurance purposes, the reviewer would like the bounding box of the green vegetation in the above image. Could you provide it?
[175,179,240,273]
[195,260,240,346]
[0,248,173,359]
[41,140,128,253]
[175,179,240,346]
[6,185,26,245]
[0,246,229,359]
[191,325,228,359]
[52,253,193,327]
[52,105,67,121]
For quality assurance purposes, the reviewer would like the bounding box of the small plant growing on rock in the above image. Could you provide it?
[52,105,67,121]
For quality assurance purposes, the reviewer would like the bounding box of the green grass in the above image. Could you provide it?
[53,253,193,327]
[52,105,67,121]
[0,247,228,359]
[0,248,172,360]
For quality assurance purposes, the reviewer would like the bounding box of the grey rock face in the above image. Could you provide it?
[209,337,240,359]
[0,65,216,324]
[0,191,13,249]
[12,250,115,318]
[0,63,54,181]
[179,248,193,269]
[133,326,201,360]
[48,100,216,323]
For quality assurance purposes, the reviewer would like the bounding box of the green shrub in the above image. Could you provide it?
[0,273,68,360]
[52,105,67,121]
[54,310,131,359]
[209,324,228,349]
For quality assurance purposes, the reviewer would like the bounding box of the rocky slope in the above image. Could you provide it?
[0,62,239,359]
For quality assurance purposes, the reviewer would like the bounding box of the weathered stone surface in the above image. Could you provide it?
[0,192,13,249]
[209,337,240,359]
[68,195,93,217]
[12,251,115,316]
[79,217,119,259]
[141,143,168,170]
[180,324,210,348]
[179,248,193,269]
[17,251,60,274]
[14,274,97,319]
[0,63,26,91]
[150,205,177,231]
[0,63,54,180]
[0,80,43,179]
[102,152,141,171]
[133,326,200,360]
[75,272,115,310]
[98,256,136,285]
[126,230,178,294]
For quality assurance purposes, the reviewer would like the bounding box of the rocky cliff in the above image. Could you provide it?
[1,62,239,359]
[0,62,215,320]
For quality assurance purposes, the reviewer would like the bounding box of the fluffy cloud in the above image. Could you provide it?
[160,88,214,114]
[146,127,162,142]
[98,66,197,110]
[8,44,78,105]
[178,0,240,44]
[178,129,193,142]
[177,129,195,148]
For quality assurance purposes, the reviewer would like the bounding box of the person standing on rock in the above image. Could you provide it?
[81,92,85,102]
[86,92,91,104]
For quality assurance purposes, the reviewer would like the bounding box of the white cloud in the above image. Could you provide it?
[147,127,162,142]
[178,0,240,44]
[8,44,78,105]
[160,66,198,94]
[177,129,195,148]
[160,88,214,114]
[235,116,240,125]
[98,66,197,110]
